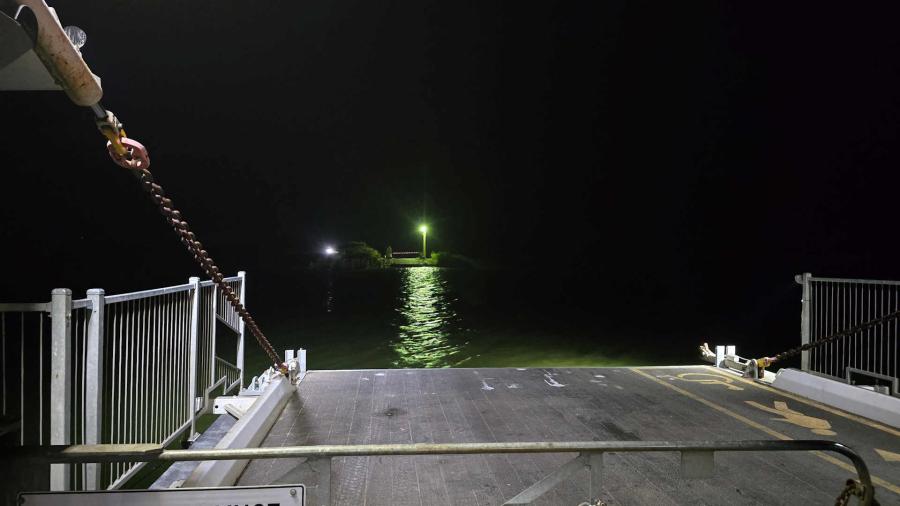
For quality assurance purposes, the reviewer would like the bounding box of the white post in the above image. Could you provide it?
[210,283,218,389]
[50,288,72,491]
[188,277,200,441]
[237,271,246,389]
[798,273,812,371]
[84,289,105,490]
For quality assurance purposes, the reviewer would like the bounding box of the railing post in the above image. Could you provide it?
[237,271,246,389]
[84,289,105,490]
[188,277,200,441]
[797,273,812,371]
[49,288,72,491]
[210,283,218,390]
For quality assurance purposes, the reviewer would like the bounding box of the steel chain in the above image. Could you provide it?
[835,478,878,506]
[133,167,285,372]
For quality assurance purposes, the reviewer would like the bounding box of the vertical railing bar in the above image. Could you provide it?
[141,297,149,443]
[821,282,826,376]
[187,277,200,441]
[110,303,119,483]
[880,286,885,375]
[82,309,88,445]
[831,283,836,377]
[833,283,838,377]
[175,293,182,429]
[167,293,174,441]
[830,283,835,377]
[135,298,141,446]
[142,299,149,445]
[39,312,44,445]
[158,296,164,443]
[211,284,217,397]
[815,282,820,373]
[50,288,72,491]
[176,293,182,427]
[858,283,862,373]
[153,296,160,443]
[126,300,133,449]
[872,285,884,372]
[135,299,141,445]
[840,282,845,376]
[150,296,157,443]
[799,273,810,371]
[130,298,137,449]
[237,271,246,389]
[157,295,164,442]
[1,312,5,416]
[81,309,87,487]
[843,283,848,376]
[183,291,190,424]
[145,297,153,443]
[156,295,163,442]
[166,293,173,441]
[824,283,829,375]
[869,286,873,374]
[20,312,24,446]
[811,282,816,372]
[851,283,855,373]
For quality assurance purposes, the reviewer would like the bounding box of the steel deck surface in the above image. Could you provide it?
[237,365,900,505]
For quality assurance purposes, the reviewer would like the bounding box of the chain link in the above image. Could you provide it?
[834,478,878,506]
[133,167,285,372]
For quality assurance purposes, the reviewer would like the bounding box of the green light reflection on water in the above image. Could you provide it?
[391,267,463,367]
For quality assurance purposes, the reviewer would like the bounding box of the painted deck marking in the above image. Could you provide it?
[660,372,744,391]
[701,366,900,439]
[876,448,900,463]
[542,371,566,388]
[746,400,836,436]
[629,368,900,497]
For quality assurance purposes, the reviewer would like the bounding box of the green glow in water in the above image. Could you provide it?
[392,267,462,367]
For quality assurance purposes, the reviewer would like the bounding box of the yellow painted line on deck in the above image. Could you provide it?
[630,368,900,496]
[699,366,900,439]
[876,448,900,463]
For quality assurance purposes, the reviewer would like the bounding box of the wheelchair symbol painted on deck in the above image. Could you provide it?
[746,400,836,436]
[658,373,744,391]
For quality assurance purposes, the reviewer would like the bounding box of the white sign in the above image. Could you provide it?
[20,484,304,506]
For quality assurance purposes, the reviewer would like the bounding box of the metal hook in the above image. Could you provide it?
[107,137,150,170]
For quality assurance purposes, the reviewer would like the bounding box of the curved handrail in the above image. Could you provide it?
[12,439,875,505]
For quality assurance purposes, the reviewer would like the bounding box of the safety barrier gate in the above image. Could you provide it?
[797,273,900,394]
[0,273,247,490]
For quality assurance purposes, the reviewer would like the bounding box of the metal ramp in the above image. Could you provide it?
[236,366,899,505]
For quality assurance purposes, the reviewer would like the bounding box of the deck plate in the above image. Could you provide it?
[238,366,900,505]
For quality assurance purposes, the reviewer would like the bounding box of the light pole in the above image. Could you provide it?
[419,224,428,258]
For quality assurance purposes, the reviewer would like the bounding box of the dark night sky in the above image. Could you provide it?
[2,1,900,355]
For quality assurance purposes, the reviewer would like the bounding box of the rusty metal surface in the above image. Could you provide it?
[16,0,102,105]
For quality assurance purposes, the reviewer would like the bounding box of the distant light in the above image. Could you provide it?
[324,246,336,255]
[419,225,428,234]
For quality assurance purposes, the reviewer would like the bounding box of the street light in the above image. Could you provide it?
[418,225,428,258]
[324,246,336,256]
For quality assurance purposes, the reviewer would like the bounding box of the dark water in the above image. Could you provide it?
[244,267,705,375]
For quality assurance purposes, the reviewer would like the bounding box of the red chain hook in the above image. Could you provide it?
[107,137,150,170]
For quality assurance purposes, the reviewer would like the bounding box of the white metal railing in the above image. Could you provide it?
[0,272,248,491]
[797,273,899,394]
